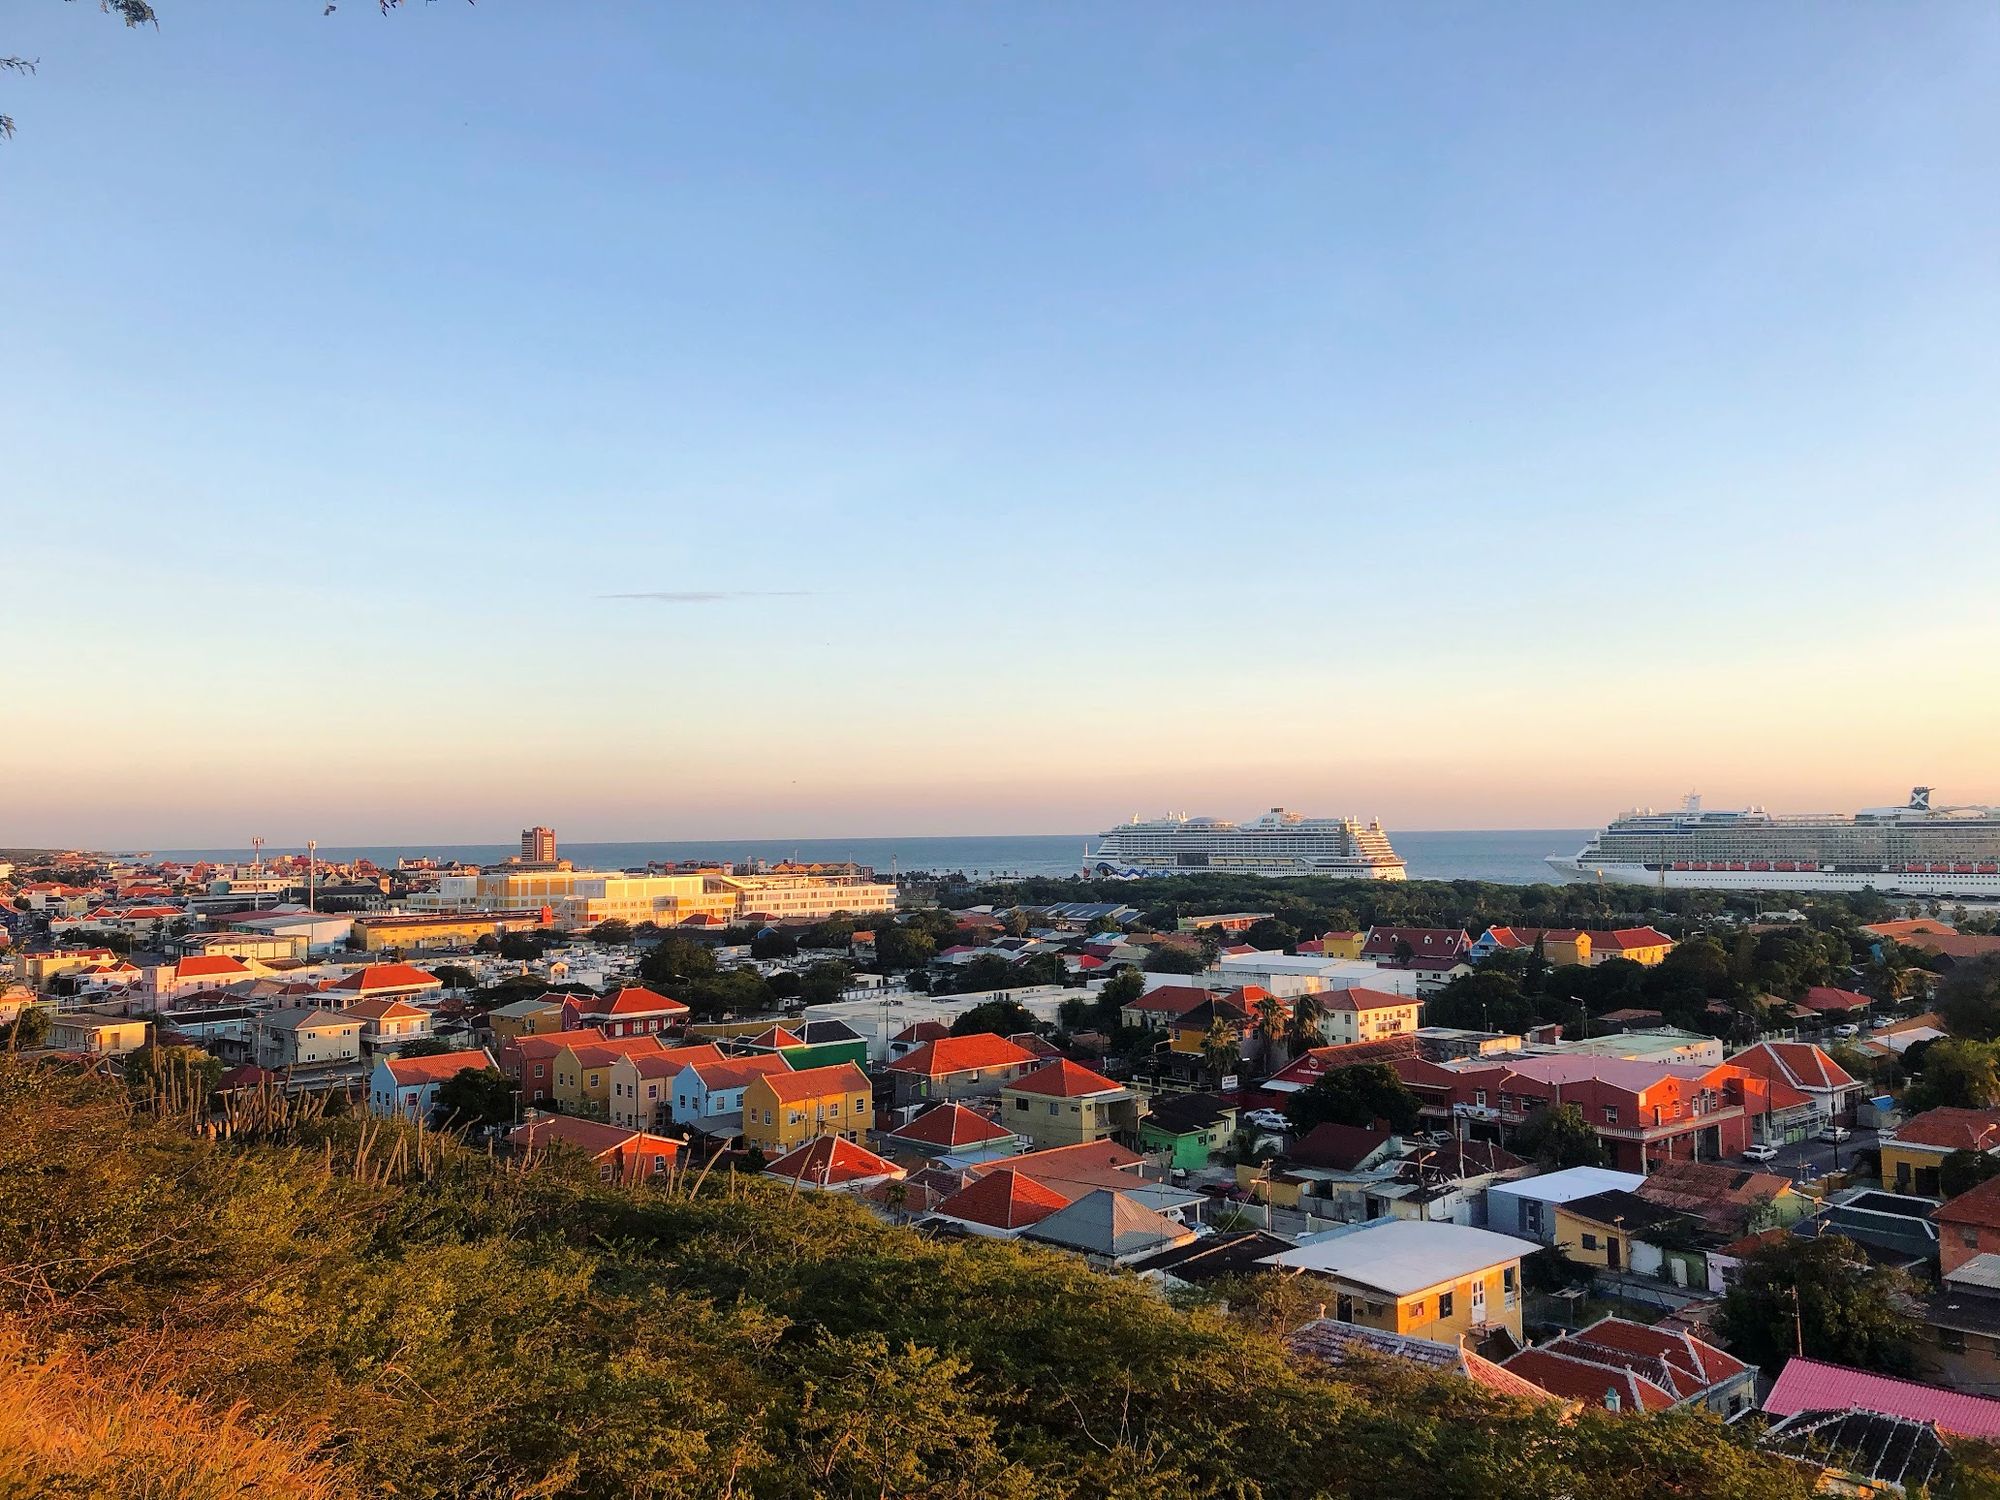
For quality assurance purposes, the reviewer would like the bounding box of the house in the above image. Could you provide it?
[1289,1319,1558,1402]
[322,964,443,1007]
[1304,931,1366,961]
[1881,1108,2000,1198]
[886,1020,951,1060]
[1131,1230,1300,1290]
[1635,1159,1810,1238]
[1764,1355,2000,1440]
[1258,1035,1420,1097]
[607,1043,727,1130]
[780,1019,872,1072]
[672,1055,795,1131]
[1259,1219,1534,1341]
[552,1035,667,1120]
[883,1033,1040,1107]
[344,997,433,1052]
[1315,986,1421,1046]
[147,954,263,1002]
[1468,926,1674,968]
[500,1027,605,1106]
[1551,1188,1682,1272]
[21,949,123,990]
[253,1008,363,1069]
[1137,1093,1238,1171]
[1361,927,1472,965]
[931,1167,1069,1237]
[46,1013,150,1057]
[485,995,568,1044]
[1487,1167,1647,1247]
[559,986,690,1040]
[1938,1175,2000,1279]
[1798,986,1875,1020]
[1020,1187,1197,1267]
[880,1102,1020,1165]
[999,1059,1146,1150]
[1504,1318,1754,1415]
[368,1047,495,1120]
[1728,1040,1862,1138]
[1120,983,1219,1032]
[741,1061,874,1154]
[1167,993,1255,1063]
[507,1115,683,1183]
[764,1135,904,1193]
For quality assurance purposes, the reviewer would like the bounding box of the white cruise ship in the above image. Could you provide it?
[1091,808,1407,880]
[1549,788,2000,898]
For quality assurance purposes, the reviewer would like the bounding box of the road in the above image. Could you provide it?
[1732,1126,1879,1189]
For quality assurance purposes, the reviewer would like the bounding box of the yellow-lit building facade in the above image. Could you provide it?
[741,1063,874,1153]
[352,911,546,952]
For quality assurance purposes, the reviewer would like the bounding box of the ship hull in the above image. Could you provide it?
[1545,855,2000,899]
[1091,854,1407,881]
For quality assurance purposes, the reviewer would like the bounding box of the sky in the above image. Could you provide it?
[4,1,1998,847]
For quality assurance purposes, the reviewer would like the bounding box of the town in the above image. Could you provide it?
[7,828,2000,1495]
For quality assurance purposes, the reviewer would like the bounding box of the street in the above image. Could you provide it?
[1735,1127,1880,1190]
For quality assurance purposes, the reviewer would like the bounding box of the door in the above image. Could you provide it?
[1606,1236,1622,1270]
[1470,1279,1486,1324]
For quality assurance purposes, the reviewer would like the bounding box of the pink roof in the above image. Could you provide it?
[1765,1357,2000,1439]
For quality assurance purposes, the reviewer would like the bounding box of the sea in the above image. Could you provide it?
[151,829,1591,886]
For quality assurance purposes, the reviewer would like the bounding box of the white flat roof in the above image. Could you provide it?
[1487,1166,1646,1205]
[1257,1219,1537,1296]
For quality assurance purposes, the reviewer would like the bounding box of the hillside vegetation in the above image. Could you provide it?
[0,1058,1821,1498]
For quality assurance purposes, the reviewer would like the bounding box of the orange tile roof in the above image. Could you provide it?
[765,1135,904,1186]
[567,1035,668,1068]
[174,955,253,978]
[1503,1347,1675,1412]
[509,1028,607,1061]
[889,1103,1016,1150]
[624,1043,726,1079]
[1007,1058,1124,1098]
[345,997,428,1022]
[743,1024,804,1048]
[755,1061,870,1103]
[1941,1174,2000,1233]
[886,1033,1037,1078]
[507,1116,682,1173]
[690,1055,795,1092]
[937,1168,1068,1230]
[1894,1107,2000,1152]
[891,1020,951,1045]
[580,985,689,1017]
[1317,985,1413,1013]
[329,963,441,992]
[1799,986,1873,1014]
[382,1048,493,1086]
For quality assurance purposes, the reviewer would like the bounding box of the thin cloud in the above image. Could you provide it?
[599,590,815,604]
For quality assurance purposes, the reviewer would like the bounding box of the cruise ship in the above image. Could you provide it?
[1090,808,1407,880]
[1549,788,2000,897]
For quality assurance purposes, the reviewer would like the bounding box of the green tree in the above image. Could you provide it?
[1940,958,2000,1040]
[0,1007,50,1049]
[586,918,633,946]
[1241,918,1298,953]
[1514,1102,1604,1169]
[1905,1038,2000,1112]
[798,960,853,1006]
[1200,1018,1241,1081]
[873,924,936,971]
[1940,1149,2000,1200]
[1142,946,1207,976]
[1286,992,1325,1052]
[432,1066,517,1128]
[1284,1063,1421,1134]
[639,935,719,990]
[430,963,477,991]
[1251,992,1287,1070]
[393,1037,457,1059]
[950,999,1041,1038]
[1719,1234,1921,1377]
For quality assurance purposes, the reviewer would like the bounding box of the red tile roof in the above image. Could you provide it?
[508,1028,606,1062]
[1008,1031,1062,1060]
[568,1036,669,1068]
[1008,1058,1123,1098]
[329,963,441,992]
[888,1103,1016,1150]
[623,1043,726,1079]
[507,1117,682,1176]
[1125,984,1217,1016]
[766,1135,903,1186]
[886,1032,1038,1078]
[743,1024,804,1048]
[891,1020,951,1045]
[1731,1040,1858,1093]
[1939,1173,2000,1233]
[1765,1357,2000,1439]
[755,1061,870,1103]
[1503,1347,1675,1412]
[936,1168,1068,1230]
[345,997,428,1022]
[1318,985,1414,1013]
[173,955,254,979]
[1892,1107,2000,1152]
[382,1048,493,1086]
[689,1055,795,1092]
[580,985,689,1018]
[1543,1317,1748,1402]
[1799,986,1874,1014]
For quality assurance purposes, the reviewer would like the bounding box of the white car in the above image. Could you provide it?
[1742,1144,1780,1163]
[1833,1024,1861,1039]
[1818,1126,1852,1143]
[1243,1109,1292,1132]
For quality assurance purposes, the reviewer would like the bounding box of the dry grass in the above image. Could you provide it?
[0,1318,345,1500]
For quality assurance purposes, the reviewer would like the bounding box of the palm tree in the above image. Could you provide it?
[1253,994,1288,1071]
[1201,1018,1241,1083]
[1288,993,1325,1053]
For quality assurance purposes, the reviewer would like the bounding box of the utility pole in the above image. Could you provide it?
[307,839,317,911]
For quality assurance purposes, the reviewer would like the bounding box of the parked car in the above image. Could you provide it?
[1833,1024,1861,1038]
[1243,1108,1292,1132]
[1818,1125,1852,1143]
[1743,1143,1780,1163]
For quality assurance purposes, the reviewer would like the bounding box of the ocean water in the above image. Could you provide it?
[152,829,1591,885]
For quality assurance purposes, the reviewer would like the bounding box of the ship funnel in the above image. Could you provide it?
[1910,786,1933,810]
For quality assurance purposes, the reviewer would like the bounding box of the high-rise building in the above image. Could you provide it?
[521,826,558,865]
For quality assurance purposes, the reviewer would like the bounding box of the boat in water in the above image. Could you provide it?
[1090,808,1406,880]
[1549,787,2000,897]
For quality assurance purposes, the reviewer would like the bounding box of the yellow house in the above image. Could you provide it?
[1261,1220,1528,1342]
[48,1013,152,1056]
[1315,931,1366,961]
[741,1062,874,1154]
[23,950,122,989]
[1880,1108,2000,1199]
[487,996,568,1045]
[1168,995,1252,1058]
[553,1035,665,1120]
[1542,928,1676,968]
[999,1059,1146,1150]
[1552,1189,1678,1272]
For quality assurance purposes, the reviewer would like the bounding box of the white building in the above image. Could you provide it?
[1486,1166,1648,1247]
[804,984,1079,1064]
[1214,952,1420,999]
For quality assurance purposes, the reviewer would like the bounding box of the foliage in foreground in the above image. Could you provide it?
[0,1058,1823,1499]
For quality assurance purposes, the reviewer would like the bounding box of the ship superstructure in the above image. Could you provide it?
[1091,808,1406,880]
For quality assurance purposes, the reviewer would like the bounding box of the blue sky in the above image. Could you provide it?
[4,2,1998,845]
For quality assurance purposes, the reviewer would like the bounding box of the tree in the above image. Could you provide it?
[1098,968,1144,1012]
[394,1037,456,1059]
[432,1067,516,1129]
[751,928,799,960]
[1940,958,2000,1041]
[1904,1038,2000,1113]
[1251,993,1287,1070]
[1941,1149,2000,1200]
[950,999,1041,1038]
[1286,992,1325,1052]
[1200,1018,1241,1081]
[1086,914,1122,936]
[639,935,718,990]
[120,1044,219,1112]
[1143,946,1207,976]
[1284,1063,1421,1135]
[798,960,852,1006]
[1240,919,1298,953]
[1719,1234,1921,1376]
[874,925,936,971]
[0,1007,49,1049]
[1427,971,1538,1034]
[587,918,633,946]
[430,963,477,991]
[1514,1102,1604,1169]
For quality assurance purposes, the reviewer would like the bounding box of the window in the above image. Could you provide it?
[1474,1090,1487,1108]
[1603,1105,1619,1124]
[1502,1266,1516,1293]
[1015,1098,1029,1112]
[1941,1328,1967,1352]
[1408,1298,1424,1319]
[1438,1291,1454,1319]
[1582,1233,1599,1250]
[1965,1229,1981,1249]
[1049,1103,1060,1116]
